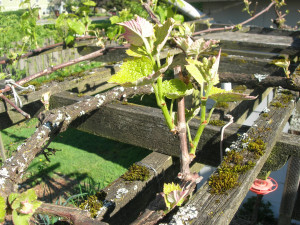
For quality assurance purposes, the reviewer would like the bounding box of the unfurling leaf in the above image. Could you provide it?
[154,18,175,54]
[162,79,193,99]
[186,49,221,86]
[185,107,201,123]
[108,57,153,86]
[118,16,154,46]
[174,37,219,56]
[163,182,182,209]
[185,60,204,85]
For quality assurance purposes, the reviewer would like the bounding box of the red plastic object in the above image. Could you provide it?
[250,177,278,195]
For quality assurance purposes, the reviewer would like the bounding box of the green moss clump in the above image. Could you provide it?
[270,101,284,108]
[121,164,150,181]
[262,113,269,118]
[79,195,103,218]
[209,150,255,194]
[209,170,239,194]
[233,85,247,93]
[215,102,229,109]
[280,93,293,104]
[247,139,266,158]
[209,120,226,126]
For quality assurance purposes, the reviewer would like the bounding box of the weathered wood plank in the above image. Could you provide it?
[97,152,178,224]
[50,92,300,166]
[201,31,299,53]
[181,97,295,225]
[0,66,117,129]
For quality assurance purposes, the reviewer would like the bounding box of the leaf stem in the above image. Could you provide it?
[154,78,174,131]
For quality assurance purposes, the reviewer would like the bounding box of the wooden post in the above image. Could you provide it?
[278,156,300,225]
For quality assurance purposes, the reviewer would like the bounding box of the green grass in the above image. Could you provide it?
[1,118,150,189]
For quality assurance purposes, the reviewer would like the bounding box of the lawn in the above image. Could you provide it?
[1,118,151,189]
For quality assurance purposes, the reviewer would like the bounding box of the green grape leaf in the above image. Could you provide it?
[207,86,229,96]
[65,35,75,46]
[12,210,30,225]
[118,16,154,46]
[9,193,20,208]
[153,18,175,54]
[163,182,182,195]
[185,107,200,123]
[189,38,219,56]
[25,189,38,202]
[0,195,6,223]
[67,19,85,35]
[185,59,204,85]
[110,16,121,24]
[108,57,154,86]
[83,0,96,6]
[173,14,185,23]
[209,49,221,85]
[163,183,182,210]
[126,45,148,58]
[162,79,193,100]
[173,37,192,54]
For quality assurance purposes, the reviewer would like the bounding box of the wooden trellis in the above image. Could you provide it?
[0,23,299,224]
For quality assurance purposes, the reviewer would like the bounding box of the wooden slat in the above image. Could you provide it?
[0,66,117,129]
[99,152,178,224]
[183,97,295,225]
[50,92,300,166]
[200,31,300,56]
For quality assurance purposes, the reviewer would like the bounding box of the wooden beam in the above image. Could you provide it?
[182,95,295,225]
[98,152,178,224]
[50,92,300,166]
[200,30,300,56]
[0,66,117,129]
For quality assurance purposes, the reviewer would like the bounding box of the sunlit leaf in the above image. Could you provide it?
[83,0,96,6]
[154,18,175,55]
[185,107,200,123]
[162,79,193,99]
[185,59,204,85]
[12,210,30,225]
[0,196,6,223]
[126,45,148,58]
[118,16,154,46]
[108,57,153,86]
[67,19,85,35]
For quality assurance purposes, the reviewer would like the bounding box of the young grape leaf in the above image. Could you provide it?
[185,107,201,123]
[0,195,6,223]
[185,59,204,85]
[153,18,175,55]
[83,0,96,6]
[118,16,154,46]
[108,57,154,86]
[67,19,85,35]
[126,45,148,58]
[162,79,193,99]
[12,210,31,225]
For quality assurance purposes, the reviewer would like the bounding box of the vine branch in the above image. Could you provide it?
[193,1,276,36]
